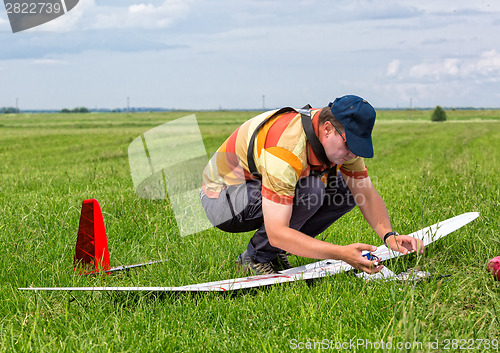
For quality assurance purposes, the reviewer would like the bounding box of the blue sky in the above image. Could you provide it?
[1,0,500,110]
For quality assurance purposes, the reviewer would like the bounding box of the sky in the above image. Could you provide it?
[1,0,500,110]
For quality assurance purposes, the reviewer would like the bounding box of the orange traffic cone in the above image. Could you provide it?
[73,199,111,274]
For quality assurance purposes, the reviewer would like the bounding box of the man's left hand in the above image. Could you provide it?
[386,234,424,255]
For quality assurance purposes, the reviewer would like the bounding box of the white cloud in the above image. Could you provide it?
[19,0,194,32]
[409,0,500,13]
[408,51,500,81]
[386,59,400,76]
[92,0,194,29]
[0,12,9,31]
[25,0,95,32]
[476,49,500,74]
[443,58,460,75]
[409,59,458,79]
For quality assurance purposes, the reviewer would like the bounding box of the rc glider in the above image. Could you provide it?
[20,199,479,292]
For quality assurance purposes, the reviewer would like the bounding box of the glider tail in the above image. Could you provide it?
[73,199,111,274]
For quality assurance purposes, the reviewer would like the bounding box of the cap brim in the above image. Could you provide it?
[345,130,374,158]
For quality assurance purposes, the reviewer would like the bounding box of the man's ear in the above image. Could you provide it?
[321,121,334,138]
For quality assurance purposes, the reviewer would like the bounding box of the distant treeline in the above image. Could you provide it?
[0,107,17,114]
[60,107,176,113]
[3,106,500,114]
[61,107,90,113]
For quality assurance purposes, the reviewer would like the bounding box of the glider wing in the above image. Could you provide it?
[21,212,479,292]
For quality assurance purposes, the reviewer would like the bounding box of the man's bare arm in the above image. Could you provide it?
[341,174,392,237]
[342,173,424,254]
[262,197,381,273]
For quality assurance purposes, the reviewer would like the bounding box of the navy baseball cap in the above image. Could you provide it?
[328,95,376,158]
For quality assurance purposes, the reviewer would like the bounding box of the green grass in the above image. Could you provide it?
[1,110,499,352]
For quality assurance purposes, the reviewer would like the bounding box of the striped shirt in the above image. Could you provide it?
[202,108,368,205]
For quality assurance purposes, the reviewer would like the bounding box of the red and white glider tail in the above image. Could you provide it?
[73,199,111,274]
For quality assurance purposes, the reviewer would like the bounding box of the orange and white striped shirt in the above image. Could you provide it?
[202,108,368,205]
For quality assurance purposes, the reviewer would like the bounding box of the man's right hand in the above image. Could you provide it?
[342,243,383,274]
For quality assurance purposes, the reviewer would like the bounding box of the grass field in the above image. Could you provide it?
[1,109,499,352]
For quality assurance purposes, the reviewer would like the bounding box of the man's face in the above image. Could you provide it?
[320,121,357,164]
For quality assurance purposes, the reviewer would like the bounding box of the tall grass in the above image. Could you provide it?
[0,110,499,352]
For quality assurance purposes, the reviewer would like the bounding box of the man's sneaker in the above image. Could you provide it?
[272,252,292,271]
[236,250,277,275]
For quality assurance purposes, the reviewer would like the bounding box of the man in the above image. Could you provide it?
[200,95,423,275]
